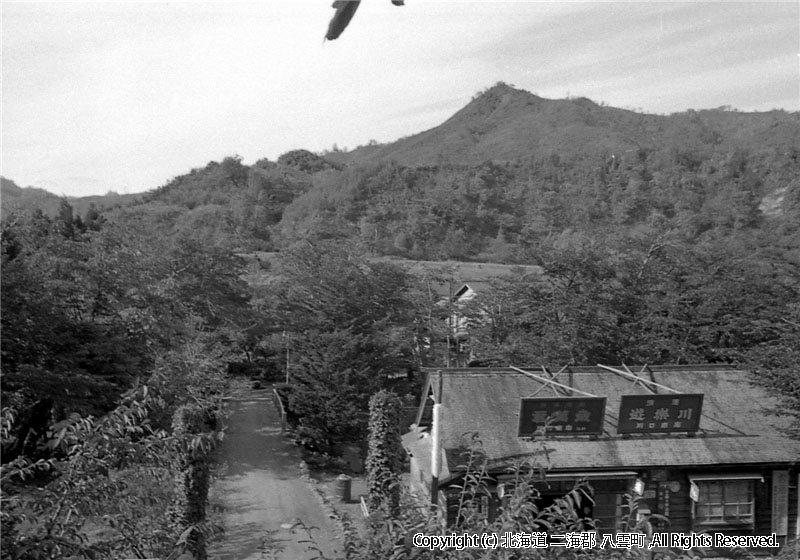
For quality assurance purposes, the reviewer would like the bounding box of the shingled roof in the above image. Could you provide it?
[402,365,800,484]
[370,258,544,299]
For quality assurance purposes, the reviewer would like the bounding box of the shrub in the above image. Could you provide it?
[365,391,403,514]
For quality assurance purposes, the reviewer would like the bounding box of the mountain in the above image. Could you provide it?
[1,178,61,218]
[4,83,798,261]
[328,82,800,168]
[1,177,141,220]
[282,83,800,261]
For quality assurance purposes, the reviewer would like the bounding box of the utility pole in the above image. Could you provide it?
[446,278,452,368]
[283,331,290,384]
[430,371,443,507]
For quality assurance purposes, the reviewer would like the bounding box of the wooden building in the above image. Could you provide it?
[402,364,800,552]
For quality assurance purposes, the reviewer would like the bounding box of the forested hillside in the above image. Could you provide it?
[280,83,799,261]
[1,177,140,220]
[24,82,793,261]
[329,82,799,167]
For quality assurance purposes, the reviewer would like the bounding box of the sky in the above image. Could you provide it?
[2,1,798,198]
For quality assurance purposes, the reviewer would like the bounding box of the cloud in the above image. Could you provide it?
[465,2,798,112]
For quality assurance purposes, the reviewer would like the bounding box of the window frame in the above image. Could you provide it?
[690,475,760,531]
[445,486,491,526]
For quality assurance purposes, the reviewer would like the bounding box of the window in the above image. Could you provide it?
[445,487,490,526]
[694,479,754,527]
[593,491,623,533]
[536,491,597,531]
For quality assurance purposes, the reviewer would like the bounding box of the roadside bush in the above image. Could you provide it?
[365,391,403,514]
[168,403,223,560]
[273,383,299,428]
[227,361,261,377]
[301,451,349,473]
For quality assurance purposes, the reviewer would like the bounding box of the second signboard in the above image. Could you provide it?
[617,394,704,434]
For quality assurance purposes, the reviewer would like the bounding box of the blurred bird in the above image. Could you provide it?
[325,0,404,41]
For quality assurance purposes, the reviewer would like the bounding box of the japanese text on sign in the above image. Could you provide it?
[518,397,606,437]
[617,394,704,434]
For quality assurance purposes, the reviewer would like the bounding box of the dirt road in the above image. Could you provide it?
[208,388,342,560]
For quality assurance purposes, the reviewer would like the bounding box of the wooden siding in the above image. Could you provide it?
[755,471,772,536]
[667,475,693,533]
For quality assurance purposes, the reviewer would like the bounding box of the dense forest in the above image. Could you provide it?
[2,83,799,557]
[1,197,256,557]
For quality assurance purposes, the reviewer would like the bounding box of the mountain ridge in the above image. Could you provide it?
[5,82,798,202]
[328,82,799,168]
[1,177,141,219]
[3,83,798,260]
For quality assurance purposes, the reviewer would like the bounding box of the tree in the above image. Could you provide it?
[1,208,237,558]
[83,203,105,231]
[2,385,178,559]
[1,216,153,458]
[287,331,385,453]
[54,198,76,239]
[259,241,418,453]
[464,227,800,372]
[1,206,250,454]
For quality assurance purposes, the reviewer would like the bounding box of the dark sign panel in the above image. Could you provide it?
[617,394,704,434]
[518,397,606,437]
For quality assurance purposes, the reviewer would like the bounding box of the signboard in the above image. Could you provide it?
[518,397,606,437]
[657,481,670,517]
[617,393,703,434]
[772,470,789,536]
[689,481,700,502]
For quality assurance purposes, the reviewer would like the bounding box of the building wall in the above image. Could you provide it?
[761,468,799,544]
[638,466,799,549]
[408,455,431,500]
[413,464,798,558]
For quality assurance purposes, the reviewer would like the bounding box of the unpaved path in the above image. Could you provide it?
[208,387,341,560]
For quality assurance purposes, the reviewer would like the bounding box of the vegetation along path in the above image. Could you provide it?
[209,386,341,560]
